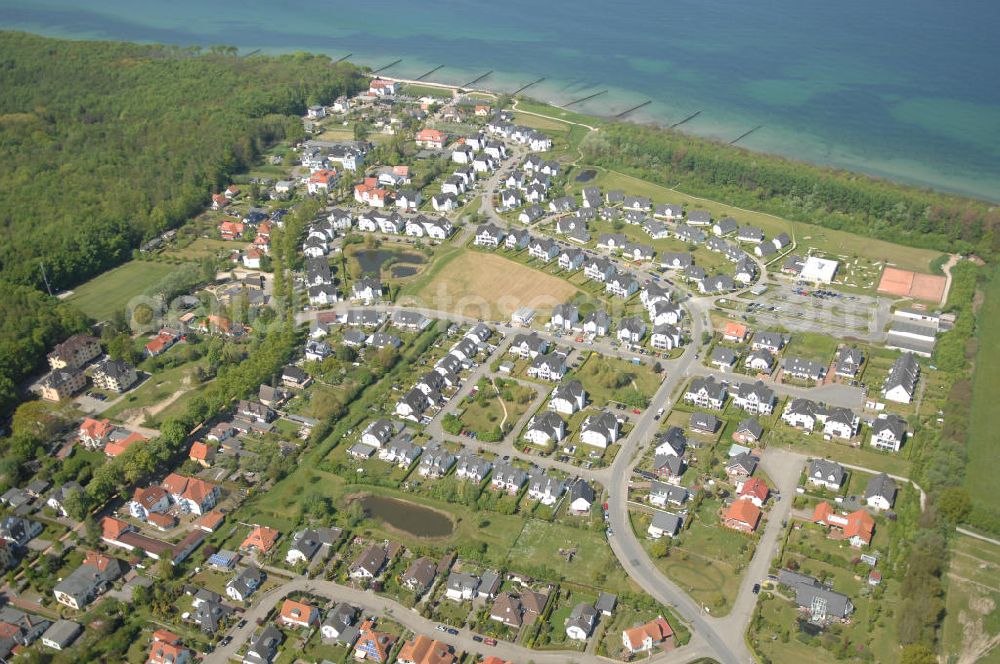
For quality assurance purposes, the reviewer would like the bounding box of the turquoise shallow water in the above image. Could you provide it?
[1,0,998,201]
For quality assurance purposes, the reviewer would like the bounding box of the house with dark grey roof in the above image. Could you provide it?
[401,557,438,594]
[568,480,596,513]
[580,412,620,449]
[752,331,786,352]
[865,473,897,510]
[711,346,738,370]
[689,413,720,434]
[549,379,587,415]
[731,380,777,416]
[686,210,711,226]
[491,462,528,493]
[725,452,758,479]
[565,602,599,640]
[807,459,846,491]
[647,511,683,539]
[734,418,764,444]
[524,412,566,447]
[617,316,647,344]
[835,347,865,377]
[245,625,283,664]
[882,353,920,404]
[654,427,687,457]
[683,376,726,410]
[581,309,611,337]
[648,481,689,508]
[871,414,907,452]
[455,453,491,483]
[783,356,827,382]
[285,527,342,565]
[660,252,693,269]
[321,602,359,641]
[527,471,566,506]
[653,453,685,480]
[744,348,775,372]
[418,443,457,478]
[778,570,853,621]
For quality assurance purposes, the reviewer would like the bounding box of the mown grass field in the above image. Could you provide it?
[66,260,186,320]
[965,266,1000,510]
[401,248,580,319]
[943,534,1000,663]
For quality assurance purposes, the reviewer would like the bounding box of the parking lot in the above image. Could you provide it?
[729,283,889,340]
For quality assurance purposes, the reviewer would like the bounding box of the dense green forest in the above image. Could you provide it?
[0,31,367,416]
[581,125,1000,255]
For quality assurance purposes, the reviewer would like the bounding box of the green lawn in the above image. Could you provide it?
[102,353,210,422]
[631,497,754,615]
[965,266,1000,512]
[766,422,913,477]
[161,237,235,261]
[457,381,536,435]
[782,331,841,364]
[66,260,188,320]
[507,519,635,594]
[568,353,662,408]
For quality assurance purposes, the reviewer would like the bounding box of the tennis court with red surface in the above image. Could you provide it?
[877,267,946,302]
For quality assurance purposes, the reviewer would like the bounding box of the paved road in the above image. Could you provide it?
[203,572,598,664]
[685,362,866,410]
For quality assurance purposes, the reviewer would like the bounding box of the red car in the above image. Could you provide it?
[484,638,497,646]
[632,408,642,414]
[575,337,584,343]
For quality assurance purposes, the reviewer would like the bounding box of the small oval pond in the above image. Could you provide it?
[391,265,420,278]
[353,249,426,274]
[357,494,454,538]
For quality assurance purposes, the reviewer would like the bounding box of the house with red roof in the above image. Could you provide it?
[397,634,455,664]
[723,500,762,533]
[353,620,396,662]
[193,510,225,533]
[307,169,338,195]
[129,485,170,521]
[622,615,674,654]
[369,79,399,96]
[189,441,216,467]
[211,193,228,210]
[147,638,191,664]
[224,185,240,199]
[738,477,770,507]
[242,247,262,269]
[812,502,875,547]
[279,598,319,629]
[104,431,146,458]
[415,128,447,149]
[722,321,749,342]
[161,474,220,515]
[241,526,280,554]
[79,418,115,449]
[145,330,178,357]
[219,220,245,240]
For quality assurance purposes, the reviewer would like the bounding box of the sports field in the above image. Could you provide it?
[877,266,947,302]
[402,249,580,319]
[66,260,186,320]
